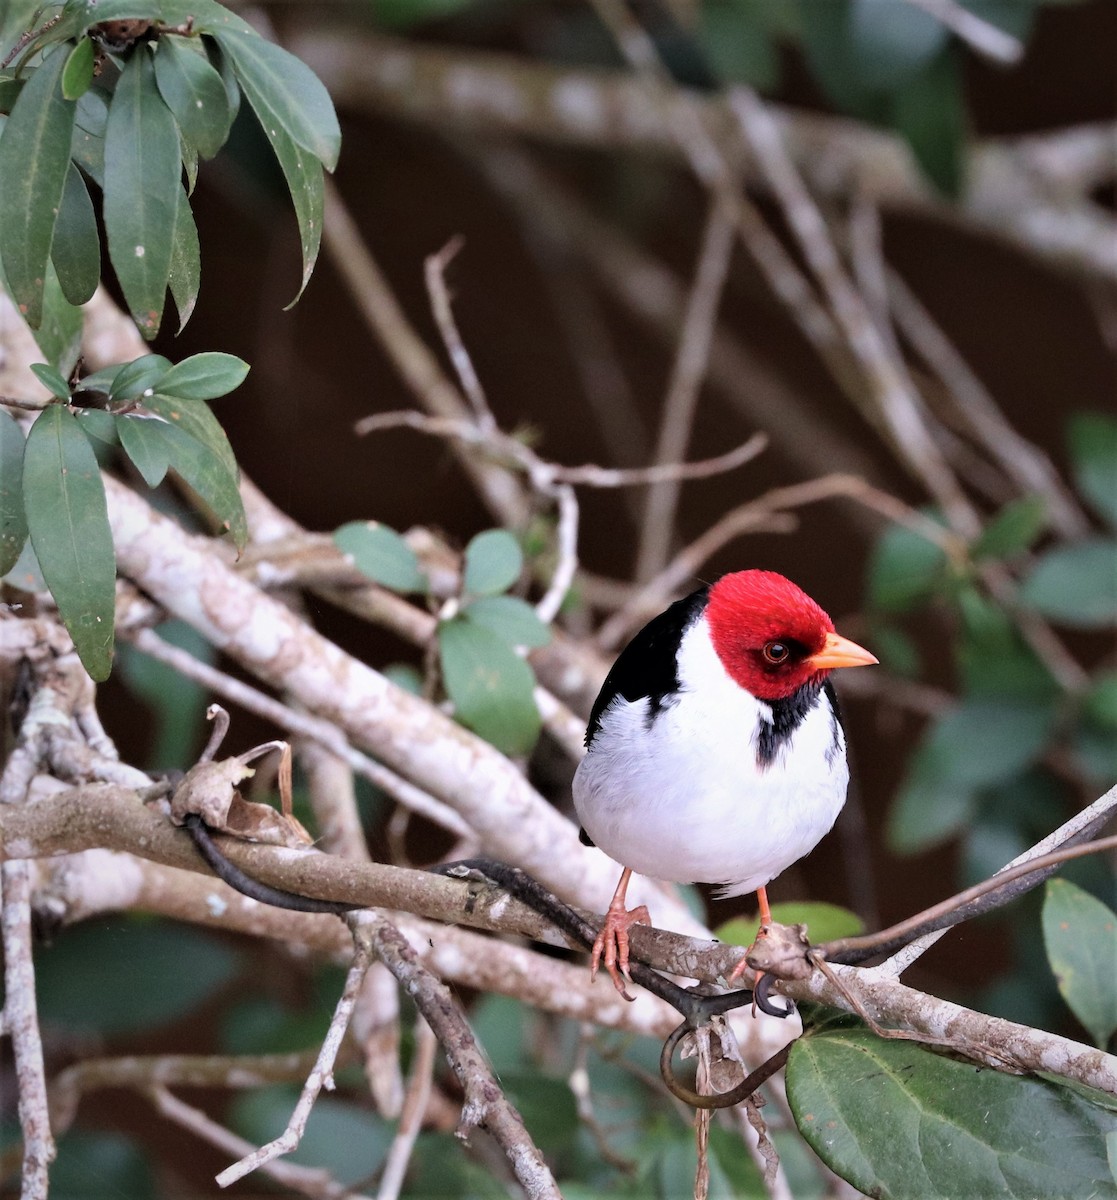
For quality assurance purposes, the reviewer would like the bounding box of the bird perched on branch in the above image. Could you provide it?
[574,569,877,999]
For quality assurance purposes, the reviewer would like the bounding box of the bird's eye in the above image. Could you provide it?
[763,641,790,664]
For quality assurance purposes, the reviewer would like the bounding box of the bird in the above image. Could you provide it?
[573,569,877,999]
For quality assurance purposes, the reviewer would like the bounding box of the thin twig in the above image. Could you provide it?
[635,195,738,583]
[152,1086,369,1200]
[376,1016,438,1200]
[217,919,377,1187]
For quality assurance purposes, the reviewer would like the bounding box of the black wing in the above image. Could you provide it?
[584,586,710,748]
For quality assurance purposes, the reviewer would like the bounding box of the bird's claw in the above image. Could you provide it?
[726,922,770,986]
[591,903,650,1001]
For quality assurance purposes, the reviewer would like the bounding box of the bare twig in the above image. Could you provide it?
[376,1016,438,1200]
[635,195,738,582]
[217,918,377,1187]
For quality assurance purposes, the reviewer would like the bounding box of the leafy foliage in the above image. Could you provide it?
[335,522,549,755]
[1042,879,1117,1050]
[3,351,247,678]
[0,0,339,341]
[787,1021,1117,1199]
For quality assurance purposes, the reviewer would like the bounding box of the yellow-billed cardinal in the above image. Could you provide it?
[574,569,877,998]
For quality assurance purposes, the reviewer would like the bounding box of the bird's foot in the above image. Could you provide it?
[726,923,770,990]
[591,901,651,1001]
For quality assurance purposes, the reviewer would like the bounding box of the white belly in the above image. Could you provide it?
[573,624,848,896]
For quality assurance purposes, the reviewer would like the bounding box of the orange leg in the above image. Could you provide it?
[591,867,651,1002]
[727,885,772,986]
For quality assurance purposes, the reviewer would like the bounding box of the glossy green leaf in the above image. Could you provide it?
[438,617,541,756]
[30,362,71,400]
[144,392,238,481]
[103,48,181,338]
[717,902,864,950]
[153,33,231,159]
[1042,878,1117,1048]
[463,528,522,596]
[971,494,1047,561]
[109,353,172,401]
[787,1026,1117,1199]
[888,698,1056,853]
[36,917,238,1033]
[799,0,888,120]
[212,28,340,170]
[51,161,100,306]
[891,46,966,197]
[334,520,426,592]
[0,410,28,574]
[0,44,76,326]
[71,86,108,186]
[849,0,947,91]
[1020,538,1117,628]
[168,183,201,330]
[1068,412,1117,528]
[867,520,949,612]
[239,91,323,304]
[157,351,249,400]
[73,408,118,447]
[161,421,247,549]
[463,594,551,648]
[116,413,171,487]
[22,405,115,679]
[955,587,1056,699]
[61,36,95,100]
[33,264,83,376]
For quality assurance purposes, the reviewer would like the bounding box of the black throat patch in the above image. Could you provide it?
[756,678,842,768]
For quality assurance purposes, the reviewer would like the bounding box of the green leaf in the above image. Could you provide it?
[1042,878,1117,1049]
[61,36,95,101]
[787,1026,1117,1199]
[103,48,181,339]
[73,408,118,446]
[116,413,171,487]
[971,494,1047,561]
[30,363,71,400]
[955,587,1056,699]
[153,34,231,159]
[110,353,172,401]
[1020,538,1117,628]
[71,85,108,186]
[438,617,541,756]
[22,405,115,679]
[212,28,340,170]
[160,421,247,549]
[463,594,551,648]
[168,183,201,330]
[238,89,324,304]
[0,44,76,326]
[891,45,966,198]
[334,520,425,592]
[867,520,949,612]
[51,160,100,306]
[144,392,238,481]
[888,698,1056,853]
[36,917,238,1034]
[463,528,522,596]
[849,0,948,91]
[33,263,83,376]
[0,410,28,574]
[2,535,47,591]
[157,351,249,400]
[1068,412,1117,528]
[717,902,864,949]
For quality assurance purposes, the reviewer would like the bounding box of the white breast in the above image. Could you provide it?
[573,618,848,896]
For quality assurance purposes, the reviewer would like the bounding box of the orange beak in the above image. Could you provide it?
[806,631,878,671]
